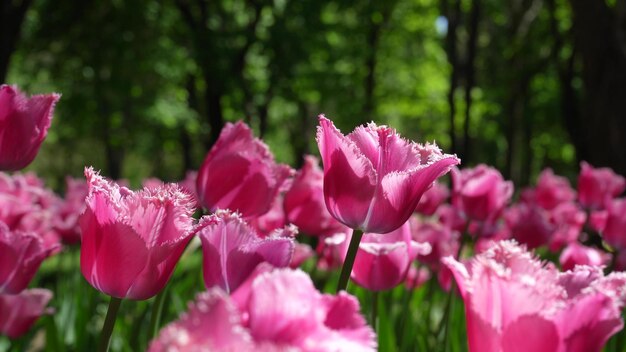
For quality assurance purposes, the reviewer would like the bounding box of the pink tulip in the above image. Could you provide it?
[196,210,295,293]
[79,167,195,300]
[560,243,610,271]
[444,240,626,352]
[522,168,576,210]
[316,115,459,234]
[410,217,460,269]
[414,181,449,216]
[151,268,376,351]
[505,204,553,249]
[290,242,314,269]
[547,202,586,251]
[284,155,345,236]
[452,165,513,222]
[0,224,56,294]
[177,170,199,207]
[52,177,88,244]
[351,221,431,291]
[405,265,431,289]
[0,288,53,339]
[597,198,626,250]
[248,193,286,237]
[0,85,60,171]
[196,121,292,217]
[578,161,626,210]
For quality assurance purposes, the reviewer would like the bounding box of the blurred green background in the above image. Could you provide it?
[2,0,624,188]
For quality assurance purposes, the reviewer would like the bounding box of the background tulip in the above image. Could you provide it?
[0,85,60,171]
[578,162,626,210]
[196,210,295,293]
[196,121,292,218]
[284,155,345,236]
[0,224,56,294]
[0,289,53,339]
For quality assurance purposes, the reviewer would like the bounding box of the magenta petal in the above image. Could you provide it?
[91,222,149,298]
[0,288,53,339]
[501,315,559,352]
[198,212,295,293]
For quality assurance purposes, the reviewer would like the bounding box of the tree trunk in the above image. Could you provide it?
[0,0,33,82]
[568,0,626,175]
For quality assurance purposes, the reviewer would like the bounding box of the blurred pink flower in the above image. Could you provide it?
[284,155,345,236]
[151,269,376,352]
[290,242,314,269]
[196,210,295,293]
[52,177,88,244]
[316,115,459,234]
[80,167,195,300]
[414,181,449,216]
[444,240,626,352]
[248,193,286,237]
[560,243,610,271]
[547,202,586,252]
[0,85,59,171]
[505,203,553,249]
[351,221,431,291]
[410,217,460,269]
[578,162,626,210]
[521,168,576,210]
[0,288,53,339]
[596,198,626,250]
[452,165,513,222]
[0,224,56,294]
[196,121,292,217]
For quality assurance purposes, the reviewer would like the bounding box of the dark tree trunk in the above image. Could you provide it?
[442,0,462,154]
[462,0,480,164]
[0,0,33,82]
[568,0,626,175]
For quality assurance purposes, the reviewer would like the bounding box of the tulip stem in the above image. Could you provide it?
[336,229,364,293]
[149,287,168,338]
[97,296,122,352]
[371,291,379,332]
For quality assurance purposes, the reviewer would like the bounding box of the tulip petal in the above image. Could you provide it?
[92,222,149,298]
[501,315,559,352]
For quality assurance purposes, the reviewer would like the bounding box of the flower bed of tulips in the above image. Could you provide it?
[1,84,626,351]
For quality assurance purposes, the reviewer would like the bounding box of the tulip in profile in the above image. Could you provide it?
[196,121,292,218]
[0,288,53,339]
[452,164,513,222]
[444,240,626,352]
[559,242,610,271]
[317,115,459,234]
[0,85,60,171]
[196,210,295,293]
[578,161,626,210]
[284,155,345,236]
[596,198,626,250]
[0,223,56,294]
[414,181,449,216]
[351,221,431,291]
[150,269,377,351]
[79,167,195,300]
[522,168,576,210]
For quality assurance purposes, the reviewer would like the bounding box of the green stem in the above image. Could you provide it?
[149,288,168,338]
[336,229,364,293]
[371,291,379,332]
[97,296,122,352]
